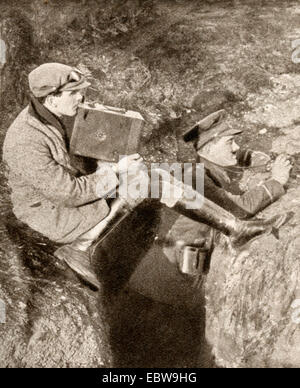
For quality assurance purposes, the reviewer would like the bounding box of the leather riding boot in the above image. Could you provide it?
[88,197,136,257]
[87,171,288,251]
[172,196,287,247]
[229,214,287,247]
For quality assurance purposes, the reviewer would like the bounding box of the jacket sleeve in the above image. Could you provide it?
[7,139,119,208]
[205,176,285,218]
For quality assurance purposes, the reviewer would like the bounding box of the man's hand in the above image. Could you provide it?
[116,153,144,175]
[96,153,144,175]
[271,154,292,186]
[116,154,143,174]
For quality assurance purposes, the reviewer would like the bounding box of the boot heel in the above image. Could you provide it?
[232,226,273,248]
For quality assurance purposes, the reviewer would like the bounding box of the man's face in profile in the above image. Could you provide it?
[198,135,240,166]
[51,89,85,117]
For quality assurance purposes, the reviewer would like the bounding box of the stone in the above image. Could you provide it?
[259,128,267,135]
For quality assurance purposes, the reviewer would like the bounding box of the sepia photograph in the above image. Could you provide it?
[0,0,300,370]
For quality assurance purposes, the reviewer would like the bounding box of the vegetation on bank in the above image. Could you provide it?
[1,0,300,142]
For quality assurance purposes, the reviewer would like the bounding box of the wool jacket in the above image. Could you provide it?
[3,100,119,244]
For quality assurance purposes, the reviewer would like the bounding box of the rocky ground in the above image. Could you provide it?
[1,0,300,368]
[205,72,300,368]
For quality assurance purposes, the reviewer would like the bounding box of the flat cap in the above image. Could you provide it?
[182,109,242,150]
[29,63,91,98]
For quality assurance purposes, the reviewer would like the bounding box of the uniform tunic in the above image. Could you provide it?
[164,158,285,255]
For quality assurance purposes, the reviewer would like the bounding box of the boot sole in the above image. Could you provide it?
[64,258,101,291]
[54,250,100,291]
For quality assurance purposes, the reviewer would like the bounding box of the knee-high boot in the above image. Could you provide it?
[172,195,286,247]
[91,190,286,252]
[54,180,287,291]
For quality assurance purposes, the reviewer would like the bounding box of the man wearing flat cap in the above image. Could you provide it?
[163,109,292,275]
[2,63,143,289]
[2,63,289,291]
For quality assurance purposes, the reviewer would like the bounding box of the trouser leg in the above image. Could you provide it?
[71,198,132,252]
[72,168,286,251]
[54,167,287,290]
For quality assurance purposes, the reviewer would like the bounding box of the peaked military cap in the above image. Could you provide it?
[182,109,243,150]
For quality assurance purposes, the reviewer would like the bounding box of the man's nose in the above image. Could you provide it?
[232,141,240,152]
[76,92,84,102]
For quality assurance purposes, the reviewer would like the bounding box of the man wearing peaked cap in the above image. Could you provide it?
[183,109,242,150]
[182,109,227,144]
[163,109,292,275]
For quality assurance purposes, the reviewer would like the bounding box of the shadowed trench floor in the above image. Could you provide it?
[99,206,215,368]
[108,288,213,368]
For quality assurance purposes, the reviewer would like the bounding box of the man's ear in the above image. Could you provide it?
[45,94,58,108]
[44,94,53,106]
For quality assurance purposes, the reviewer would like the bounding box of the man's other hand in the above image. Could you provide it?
[97,154,144,175]
[117,153,144,175]
[271,154,292,186]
